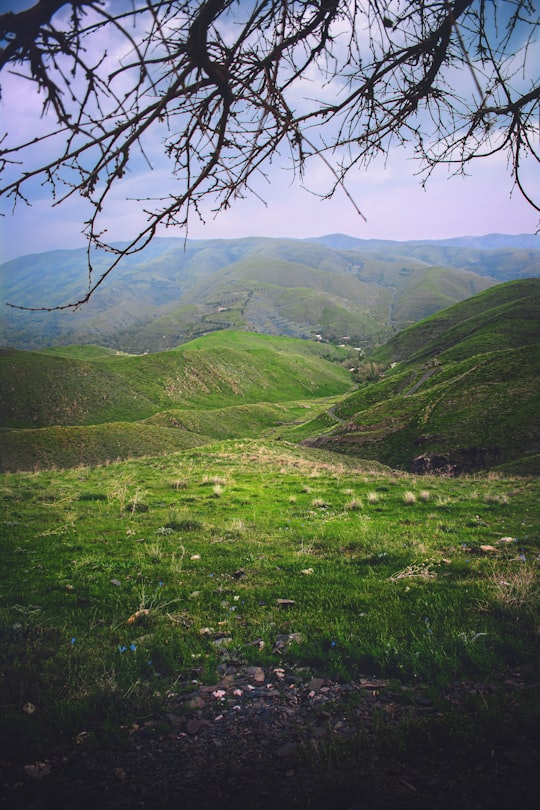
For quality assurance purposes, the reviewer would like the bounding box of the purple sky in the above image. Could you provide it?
[1,132,536,264]
[0,1,538,263]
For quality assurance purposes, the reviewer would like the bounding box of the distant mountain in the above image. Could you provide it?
[1,235,538,352]
[312,232,540,251]
[296,279,540,474]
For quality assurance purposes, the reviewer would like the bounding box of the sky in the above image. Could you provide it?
[0,1,539,263]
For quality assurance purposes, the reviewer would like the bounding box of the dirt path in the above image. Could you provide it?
[404,367,441,397]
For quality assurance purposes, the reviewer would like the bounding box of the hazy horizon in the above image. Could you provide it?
[1,228,539,265]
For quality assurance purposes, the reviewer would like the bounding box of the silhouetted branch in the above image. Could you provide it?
[0,0,538,308]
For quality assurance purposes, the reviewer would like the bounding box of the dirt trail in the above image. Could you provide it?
[404,366,441,396]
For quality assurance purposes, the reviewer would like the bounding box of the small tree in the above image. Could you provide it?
[0,1,538,308]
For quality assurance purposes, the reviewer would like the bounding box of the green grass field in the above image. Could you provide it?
[1,441,538,778]
[1,285,539,807]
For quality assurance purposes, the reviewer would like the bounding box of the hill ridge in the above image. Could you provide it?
[2,234,537,352]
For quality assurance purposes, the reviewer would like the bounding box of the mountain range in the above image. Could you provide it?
[1,233,538,353]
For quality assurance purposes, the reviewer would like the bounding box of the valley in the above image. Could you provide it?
[0,236,538,809]
[2,233,538,353]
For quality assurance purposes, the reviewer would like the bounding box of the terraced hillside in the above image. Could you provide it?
[290,279,540,474]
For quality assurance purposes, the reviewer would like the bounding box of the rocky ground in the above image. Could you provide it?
[2,663,538,809]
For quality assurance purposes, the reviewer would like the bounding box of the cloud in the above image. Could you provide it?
[0,1,538,263]
[1,136,537,263]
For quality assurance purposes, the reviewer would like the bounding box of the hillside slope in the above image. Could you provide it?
[0,332,353,471]
[371,278,540,364]
[295,279,540,474]
[0,332,352,429]
[2,234,536,352]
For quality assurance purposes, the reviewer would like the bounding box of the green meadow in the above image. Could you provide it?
[1,441,538,768]
[1,281,539,806]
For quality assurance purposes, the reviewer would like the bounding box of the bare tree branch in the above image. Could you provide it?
[0,0,538,309]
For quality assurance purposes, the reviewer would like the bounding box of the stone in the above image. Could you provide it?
[187,695,206,710]
[276,741,297,757]
[186,719,204,736]
[246,666,266,683]
[273,632,303,652]
[24,762,51,781]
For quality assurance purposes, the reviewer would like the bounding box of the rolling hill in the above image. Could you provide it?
[1,263,539,474]
[0,332,353,471]
[2,234,537,352]
[294,279,540,474]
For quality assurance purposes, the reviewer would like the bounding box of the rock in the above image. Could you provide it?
[246,666,265,684]
[273,632,303,652]
[24,762,51,781]
[358,678,388,689]
[308,677,325,692]
[187,695,206,710]
[211,636,233,646]
[276,741,297,757]
[22,702,36,714]
[276,598,295,607]
[110,578,122,587]
[186,719,204,736]
[413,696,433,707]
[247,638,265,649]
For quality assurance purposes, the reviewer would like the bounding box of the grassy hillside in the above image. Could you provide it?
[371,278,540,364]
[3,234,535,352]
[2,278,539,474]
[302,347,540,473]
[0,440,537,808]
[391,266,493,326]
[0,332,351,428]
[0,332,353,471]
[292,280,540,474]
